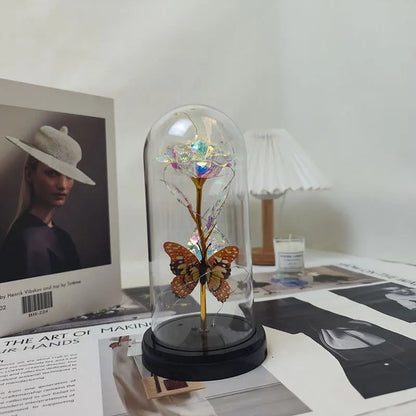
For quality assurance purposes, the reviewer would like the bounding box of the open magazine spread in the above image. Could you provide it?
[1,255,416,415]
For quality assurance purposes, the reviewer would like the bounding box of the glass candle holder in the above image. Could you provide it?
[273,235,305,276]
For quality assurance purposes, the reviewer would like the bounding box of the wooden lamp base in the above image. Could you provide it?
[252,198,276,266]
[251,247,275,266]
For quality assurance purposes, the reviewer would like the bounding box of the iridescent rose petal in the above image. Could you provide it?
[191,140,208,157]
[195,161,212,177]
[158,137,235,180]
[178,150,190,163]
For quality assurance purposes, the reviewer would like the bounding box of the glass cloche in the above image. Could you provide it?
[142,104,266,380]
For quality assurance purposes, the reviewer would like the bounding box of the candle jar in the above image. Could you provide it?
[273,235,305,276]
[142,104,266,381]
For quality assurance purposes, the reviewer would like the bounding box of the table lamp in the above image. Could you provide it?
[244,129,330,265]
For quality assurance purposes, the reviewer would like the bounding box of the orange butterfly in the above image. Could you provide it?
[163,242,239,302]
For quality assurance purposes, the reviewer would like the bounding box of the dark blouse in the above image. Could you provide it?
[0,212,80,282]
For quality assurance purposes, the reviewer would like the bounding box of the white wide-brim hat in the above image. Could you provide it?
[5,125,95,185]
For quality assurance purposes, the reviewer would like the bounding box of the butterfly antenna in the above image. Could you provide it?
[184,280,196,288]
[211,303,224,328]
[199,269,210,280]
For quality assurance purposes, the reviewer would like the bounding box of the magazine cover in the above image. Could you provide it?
[0,78,121,336]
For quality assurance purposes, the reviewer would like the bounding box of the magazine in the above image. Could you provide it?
[253,264,382,298]
[0,78,121,336]
[2,256,416,415]
[0,316,310,416]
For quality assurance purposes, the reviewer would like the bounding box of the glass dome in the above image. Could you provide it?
[142,105,266,380]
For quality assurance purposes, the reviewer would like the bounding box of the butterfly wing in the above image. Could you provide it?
[207,246,239,302]
[164,242,200,298]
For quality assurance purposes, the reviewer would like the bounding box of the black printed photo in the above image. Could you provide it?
[0,105,111,283]
[332,282,416,323]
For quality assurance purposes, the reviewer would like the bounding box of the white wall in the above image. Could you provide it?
[260,1,416,264]
[0,1,414,287]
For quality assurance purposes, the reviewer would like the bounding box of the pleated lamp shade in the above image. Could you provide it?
[244,129,330,265]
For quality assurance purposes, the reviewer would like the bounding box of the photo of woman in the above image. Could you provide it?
[0,104,112,284]
[0,125,96,281]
